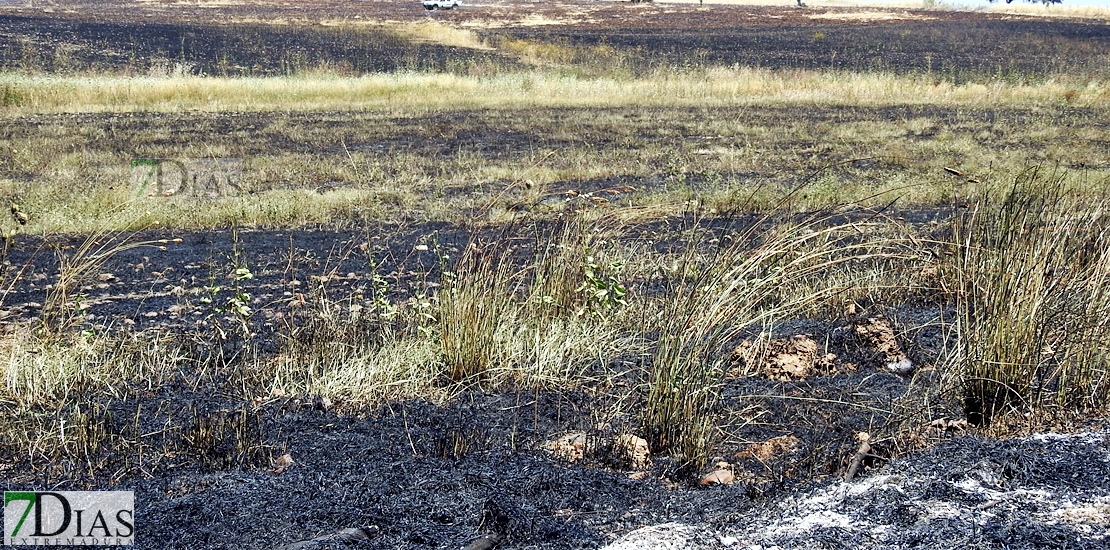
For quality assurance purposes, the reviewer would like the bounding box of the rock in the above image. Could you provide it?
[614,434,652,470]
[700,468,735,486]
[270,453,294,475]
[886,358,915,375]
[547,432,588,463]
[274,526,378,550]
[460,533,503,550]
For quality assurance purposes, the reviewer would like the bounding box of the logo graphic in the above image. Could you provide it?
[4,491,134,546]
[131,157,243,198]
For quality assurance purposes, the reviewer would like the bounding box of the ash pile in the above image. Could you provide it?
[606,429,1110,550]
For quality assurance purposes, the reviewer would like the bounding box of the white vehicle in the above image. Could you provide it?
[423,0,459,9]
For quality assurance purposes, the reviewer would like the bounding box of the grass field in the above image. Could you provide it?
[2,0,1110,506]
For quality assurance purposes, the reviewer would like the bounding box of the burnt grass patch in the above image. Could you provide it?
[503,12,1110,81]
[4,104,1109,197]
[2,4,1110,80]
[0,314,937,549]
[2,104,1103,154]
[3,2,1110,548]
[0,14,518,76]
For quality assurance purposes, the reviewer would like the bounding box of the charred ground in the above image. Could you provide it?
[2,2,1110,549]
[1,1,1109,79]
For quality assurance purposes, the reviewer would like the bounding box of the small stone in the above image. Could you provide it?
[614,434,652,470]
[270,453,294,475]
[700,468,735,486]
[887,358,915,375]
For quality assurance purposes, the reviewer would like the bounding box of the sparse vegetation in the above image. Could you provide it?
[2,0,1110,515]
[643,209,913,468]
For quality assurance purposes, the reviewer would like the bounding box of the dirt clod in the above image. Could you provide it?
[614,434,652,470]
[270,453,294,475]
[846,316,910,369]
[699,467,735,486]
[731,335,837,380]
[734,435,801,463]
[547,433,652,471]
[547,432,589,463]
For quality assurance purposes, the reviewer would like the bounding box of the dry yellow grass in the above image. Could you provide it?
[2,68,1106,114]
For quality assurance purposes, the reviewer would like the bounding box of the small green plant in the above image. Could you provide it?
[206,229,255,337]
[575,255,627,319]
[529,215,627,323]
[226,266,254,320]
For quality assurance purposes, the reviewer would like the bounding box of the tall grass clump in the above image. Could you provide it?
[514,215,634,385]
[439,216,633,386]
[952,168,1110,425]
[1,328,177,408]
[438,241,521,382]
[643,211,906,469]
[527,215,629,321]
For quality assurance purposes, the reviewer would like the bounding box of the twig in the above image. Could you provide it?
[844,441,872,482]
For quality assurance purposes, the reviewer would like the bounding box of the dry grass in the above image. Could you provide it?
[386,21,494,51]
[39,224,179,332]
[1,328,176,408]
[951,168,1110,425]
[1,68,1105,114]
[642,209,913,468]
[438,240,523,382]
[976,2,1110,20]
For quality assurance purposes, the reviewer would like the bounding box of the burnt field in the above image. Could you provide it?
[3,1,1110,549]
[0,12,519,76]
[507,17,1110,80]
[1,1,1109,79]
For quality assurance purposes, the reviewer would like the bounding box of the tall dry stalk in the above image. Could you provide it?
[41,227,176,334]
